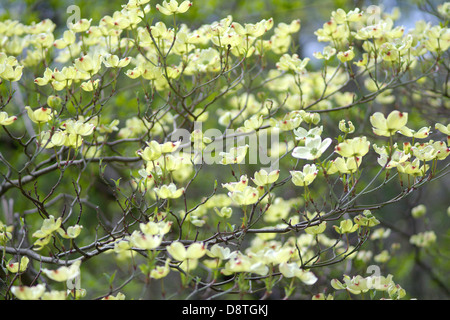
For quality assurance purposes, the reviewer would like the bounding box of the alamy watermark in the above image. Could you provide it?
[171,122,282,170]
[66,5,81,28]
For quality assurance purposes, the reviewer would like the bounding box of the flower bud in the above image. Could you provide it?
[47,95,62,108]
[214,207,233,219]
[0,111,17,126]
[339,120,355,134]
[411,204,426,218]
[252,169,280,186]
[290,164,318,187]
[6,256,29,273]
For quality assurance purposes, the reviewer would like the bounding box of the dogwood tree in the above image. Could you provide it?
[0,0,449,300]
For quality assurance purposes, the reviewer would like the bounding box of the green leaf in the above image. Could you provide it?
[139,264,150,275]
[103,270,117,286]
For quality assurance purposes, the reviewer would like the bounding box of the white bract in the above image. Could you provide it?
[292,136,332,160]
